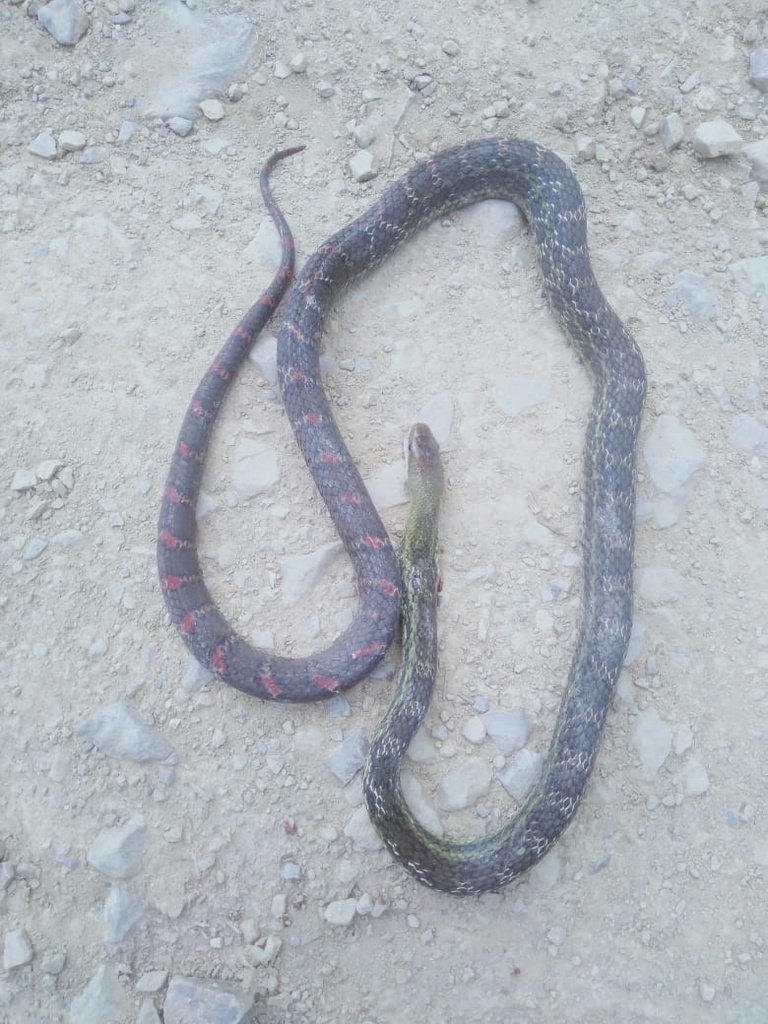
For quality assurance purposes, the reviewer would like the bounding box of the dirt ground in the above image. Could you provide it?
[2,1,768,1022]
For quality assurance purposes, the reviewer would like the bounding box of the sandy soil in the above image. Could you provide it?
[2,1,768,1022]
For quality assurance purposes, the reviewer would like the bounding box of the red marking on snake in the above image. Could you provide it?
[361,534,386,549]
[212,646,228,675]
[158,528,182,550]
[177,440,202,461]
[286,321,303,341]
[352,641,386,660]
[340,491,362,505]
[311,673,340,692]
[288,366,307,384]
[191,399,214,421]
[164,485,184,504]
[232,325,250,341]
[161,574,183,591]
[375,577,398,597]
[180,610,200,635]
[303,411,323,425]
[319,451,339,465]
[259,671,282,698]
[211,361,230,380]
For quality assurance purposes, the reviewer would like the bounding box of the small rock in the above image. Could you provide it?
[200,99,225,121]
[326,729,369,784]
[659,113,684,152]
[461,716,486,744]
[290,52,307,73]
[76,702,176,763]
[344,804,383,851]
[349,150,378,182]
[499,748,545,803]
[136,970,169,994]
[315,80,335,98]
[167,117,193,138]
[643,415,707,492]
[58,129,86,152]
[436,759,492,811]
[693,119,742,158]
[279,540,342,605]
[632,707,672,778]
[70,965,129,1024]
[10,468,37,491]
[749,48,768,93]
[87,817,147,879]
[28,132,57,160]
[682,759,710,796]
[323,898,357,926]
[3,928,33,969]
[41,952,66,975]
[163,976,253,1024]
[38,0,90,45]
[80,145,110,165]
[232,439,279,499]
[483,711,529,755]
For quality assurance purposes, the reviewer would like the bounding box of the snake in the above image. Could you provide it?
[158,137,646,891]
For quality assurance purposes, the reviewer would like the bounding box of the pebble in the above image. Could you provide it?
[86,816,147,879]
[401,772,444,835]
[461,716,486,744]
[76,702,176,763]
[682,759,710,796]
[744,139,768,184]
[38,0,90,46]
[659,113,684,152]
[232,439,279,499]
[326,728,369,784]
[28,132,57,160]
[136,970,168,993]
[436,759,492,811]
[137,1000,162,1024]
[279,540,343,605]
[349,150,378,182]
[344,805,383,851]
[499,748,544,803]
[315,80,336,98]
[3,928,33,969]
[323,898,358,926]
[10,468,37,491]
[749,48,768,92]
[41,951,66,975]
[727,413,768,453]
[244,934,281,966]
[643,414,707,493]
[163,976,254,1024]
[59,129,86,153]
[692,119,742,158]
[483,711,529,755]
[70,965,129,1024]
[632,707,672,778]
[200,99,224,121]
[80,145,110,165]
[168,117,193,137]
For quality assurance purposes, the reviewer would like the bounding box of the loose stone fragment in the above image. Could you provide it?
[326,728,369,784]
[693,119,742,158]
[324,898,357,926]
[163,976,254,1024]
[749,48,768,92]
[659,113,684,152]
[632,708,672,778]
[3,928,33,969]
[349,150,378,182]
[87,817,147,879]
[483,711,529,755]
[28,133,57,159]
[104,887,144,942]
[77,702,176,763]
[59,130,86,152]
[38,0,90,45]
[70,965,129,1024]
[436,759,492,810]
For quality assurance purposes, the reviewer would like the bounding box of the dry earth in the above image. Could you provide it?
[1,0,768,1022]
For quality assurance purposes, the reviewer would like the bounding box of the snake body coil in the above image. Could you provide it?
[158,138,646,891]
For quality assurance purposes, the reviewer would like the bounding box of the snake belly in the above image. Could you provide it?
[158,139,646,882]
